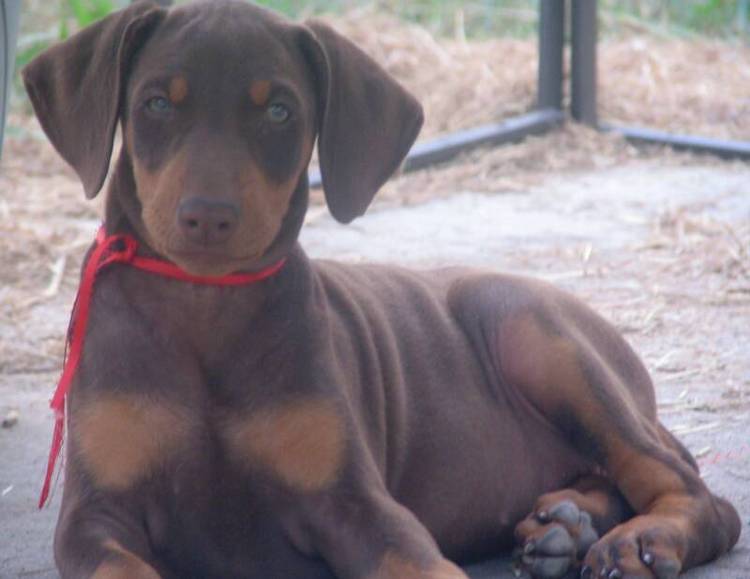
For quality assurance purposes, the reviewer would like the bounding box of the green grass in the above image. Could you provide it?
[244,0,750,39]
[252,0,354,17]
[601,0,748,37]
[15,0,117,74]
[61,0,118,37]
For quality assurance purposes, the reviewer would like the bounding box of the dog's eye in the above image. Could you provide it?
[146,96,172,114]
[266,103,290,124]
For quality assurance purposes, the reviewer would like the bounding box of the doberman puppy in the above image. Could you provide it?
[23,1,740,578]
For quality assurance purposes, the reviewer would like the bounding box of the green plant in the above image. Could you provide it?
[12,0,119,104]
[684,0,738,34]
[60,0,117,39]
[253,0,353,17]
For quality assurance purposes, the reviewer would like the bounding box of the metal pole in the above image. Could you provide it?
[1,0,21,160]
[537,0,566,111]
[570,0,598,126]
[308,109,566,189]
[738,0,749,35]
[602,123,750,161]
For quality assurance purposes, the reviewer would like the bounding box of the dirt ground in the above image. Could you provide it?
[2,10,750,579]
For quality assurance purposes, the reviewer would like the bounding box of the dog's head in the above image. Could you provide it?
[23,0,423,275]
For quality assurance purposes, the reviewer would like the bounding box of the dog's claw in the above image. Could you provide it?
[642,551,654,566]
[580,566,593,579]
[524,541,536,555]
[608,570,622,579]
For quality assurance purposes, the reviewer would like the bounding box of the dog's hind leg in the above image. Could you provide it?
[449,274,741,579]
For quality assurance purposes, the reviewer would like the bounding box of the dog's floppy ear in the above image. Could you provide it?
[22,2,166,199]
[301,21,424,223]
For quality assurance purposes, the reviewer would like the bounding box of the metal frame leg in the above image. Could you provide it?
[571,0,598,126]
[537,0,566,111]
[1,0,21,160]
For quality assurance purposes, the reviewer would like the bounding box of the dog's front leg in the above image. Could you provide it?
[296,488,468,579]
[222,386,467,578]
[54,499,164,579]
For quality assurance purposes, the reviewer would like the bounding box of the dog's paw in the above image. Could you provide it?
[579,516,682,579]
[514,499,599,578]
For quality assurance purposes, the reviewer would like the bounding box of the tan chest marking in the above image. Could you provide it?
[73,394,188,491]
[368,552,468,579]
[92,540,161,579]
[226,398,346,492]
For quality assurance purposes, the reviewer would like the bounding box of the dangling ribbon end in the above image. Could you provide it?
[38,484,50,510]
[39,413,65,509]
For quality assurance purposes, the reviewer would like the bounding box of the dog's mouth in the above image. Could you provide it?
[166,248,266,277]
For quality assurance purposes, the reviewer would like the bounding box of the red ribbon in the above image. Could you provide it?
[39,227,285,508]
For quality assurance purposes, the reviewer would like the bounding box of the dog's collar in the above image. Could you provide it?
[92,227,287,286]
[39,226,286,508]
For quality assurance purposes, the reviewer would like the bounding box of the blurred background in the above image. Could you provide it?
[12,0,750,54]
[6,0,750,150]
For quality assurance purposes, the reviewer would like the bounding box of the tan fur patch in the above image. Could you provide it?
[608,446,688,511]
[131,145,189,256]
[73,394,187,491]
[168,76,188,104]
[237,163,297,245]
[500,313,594,414]
[226,398,346,492]
[500,312,649,433]
[92,540,161,579]
[500,313,688,511]
[368,552,468,579]
[249,79,271,106]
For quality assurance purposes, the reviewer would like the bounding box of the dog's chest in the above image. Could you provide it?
[68,386,339,575]
[70,376,346,490]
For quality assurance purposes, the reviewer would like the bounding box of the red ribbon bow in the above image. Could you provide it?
[39,227,285,508]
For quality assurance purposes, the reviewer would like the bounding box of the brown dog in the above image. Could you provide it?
[23,1,740,578]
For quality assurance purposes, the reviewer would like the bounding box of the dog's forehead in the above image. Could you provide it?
[133,1,305,89]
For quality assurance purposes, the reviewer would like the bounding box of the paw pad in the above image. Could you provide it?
[514,499,601,579]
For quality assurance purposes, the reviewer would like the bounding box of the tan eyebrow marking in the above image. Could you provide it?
[249,79,272,106]
[168,76,189,104]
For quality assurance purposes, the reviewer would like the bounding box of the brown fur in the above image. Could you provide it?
[23,2,740,578]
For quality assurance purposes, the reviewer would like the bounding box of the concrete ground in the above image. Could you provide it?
[1,161,749,578]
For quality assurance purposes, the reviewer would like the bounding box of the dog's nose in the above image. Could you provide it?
[177,197,239,246]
